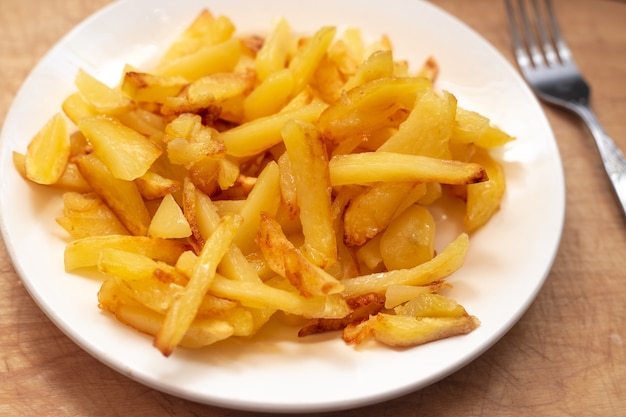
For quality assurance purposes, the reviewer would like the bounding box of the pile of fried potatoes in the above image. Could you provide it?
[14,9,514,356]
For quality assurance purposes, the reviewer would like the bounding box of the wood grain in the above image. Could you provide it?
[1,0,624,416]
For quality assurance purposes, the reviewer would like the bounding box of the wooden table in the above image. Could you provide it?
[1,0,624,415]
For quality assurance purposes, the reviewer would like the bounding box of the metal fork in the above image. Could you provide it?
[505,0,626,217]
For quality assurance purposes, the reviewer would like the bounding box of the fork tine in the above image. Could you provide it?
[504,0,532,69]
[518,0,545,68]
[531,0,559,66]
[544,0,573,63]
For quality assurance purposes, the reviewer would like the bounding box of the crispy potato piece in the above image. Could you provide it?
[464,147,506,232]
[256,213,343,297]
[154,213,242,356]
[288,26,337,96]
[282,120,336,267]
[156,38,242,81]
[77,115,162,181]
[377,89,456,159]
[187,72,255,107]
[121,72,188,103]
[64,234,191,270]
[342,49,394,92]
[98,279,235,348]
[340,233,469,297]
[343,182,426,246]
[243,68,295,121]
[74,69,132,115]
[157,10,236,67]
[220,102,327,157]
[24,113,70,185]
[255,17,292,81]
[135,170,181,200]
[318,77,431,143]
[232,161,281,254]
[379,204,435,270]
[342,313,480,347]
[56,192,129,239]
[384,281,450,309]
[298,292,385,337]
[209,275,350,319]
[62,92,98,125]
[74,153,151,236]
[13,151,91,193]
[97,248,188,286]
[329,152,487,186]
[148,194,192,239]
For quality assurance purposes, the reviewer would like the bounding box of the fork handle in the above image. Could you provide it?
[577,105,626,218]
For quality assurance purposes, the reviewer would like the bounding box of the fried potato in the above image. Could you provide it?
[74,153,151,236]
[281,119,336,267]
[464,147,506,232]
[15,9,517,355]
[24,113,70,185]
[343,313,480,348]
[256,213,343,297]
[56,192,129,239]
[328,152,487,186]
[64,234,191,270]
[340,233,469,297]
[77,115,162,181]
[155,213,242,356]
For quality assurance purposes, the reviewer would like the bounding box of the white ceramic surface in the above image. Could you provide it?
[0,0,565,413]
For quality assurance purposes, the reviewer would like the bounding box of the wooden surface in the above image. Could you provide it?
[1,0,624,416]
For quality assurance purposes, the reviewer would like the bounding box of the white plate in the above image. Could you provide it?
[0,0,565,413]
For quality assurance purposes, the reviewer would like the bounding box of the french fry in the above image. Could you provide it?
[328,152,488,186]
[256,212,343,297]
[343,313,480,348]
[281,119,336,267]
[220,102,327,157]
[464,147,506,232]
[340,233,469,297]
[74,69,132,115]
[154,213,242,356]
[77,115,162,181]
[74,153,151,236]
[64,234,191,271]
[56,192,129,239]
[24,113,70,185]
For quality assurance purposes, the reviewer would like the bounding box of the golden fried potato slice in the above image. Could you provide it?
[157,10,236,67]
[220,102,327,157]
[98,279,235,349]
[288,26,337,97]
[328,152,488,186]
[56,192,129,239]
[342,313,479,347]
[154,213,242,356]
[74,153,151,236]
[121,71,188,103]
[257,212,343,297]
[209,275,350,319]
[282,119,336,267]
[318,76,431,143]
[74,69,132,115]
[464,147,506,232]
[148,194,192,239]
[377,89,456,159]
[340,233,469,297]
[379,204,435,270]
[24,113,70,185]
[64,233,191,270]
[156,37,242,81]
[77,115,162,181]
